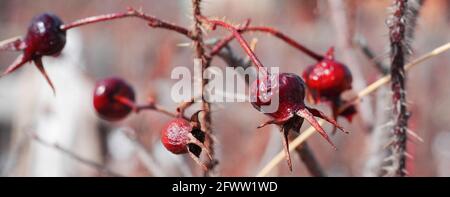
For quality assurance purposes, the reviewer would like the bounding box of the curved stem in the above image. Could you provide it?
[209,25,324,61]
[61,7,192,39]
[199,17,266,71]
[245,27,323,61]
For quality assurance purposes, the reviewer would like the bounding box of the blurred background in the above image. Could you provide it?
[0,0,449,177]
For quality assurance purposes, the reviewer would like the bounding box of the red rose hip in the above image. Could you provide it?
[0,13,67,94]
[93,77,136,121]
[161,117,212,170]
[303,47,352,100]
[302,47,357,122]
[251,72,346,170]
[24,13,66,57]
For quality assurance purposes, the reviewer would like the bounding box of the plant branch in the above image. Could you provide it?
[191,0,217,176]
[198,17,266,71]
[356,36,389,75]
[0,36,25,51]
[61,7,192,39]
[382,0,423,177]
[114,96,179,118]
[256,42,450,177]
[28,132,123,177]
[208,25,324,61]
[295,142,326,177]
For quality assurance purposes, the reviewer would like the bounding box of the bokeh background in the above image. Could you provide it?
[0,0,449,177]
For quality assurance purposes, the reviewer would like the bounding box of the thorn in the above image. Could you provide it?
[33,58,56,96]
[257,115,291,129]
[306,106,347,134]
[187,133,212,161]
[1,54,28,78]
[402,169,410,176]
[383,138,396,149]
[297,108,337,150]
[407,129,424,143]
[176,42,192,47]
[404,152,414,160]
[280,129,292,171]
[188,151,208,171]
[383,155,395,163]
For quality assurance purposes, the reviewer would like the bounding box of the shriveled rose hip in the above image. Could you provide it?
[161,114,212,170]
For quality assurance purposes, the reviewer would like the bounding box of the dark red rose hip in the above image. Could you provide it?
[0,13,67,94]
[24,13,66,57]
[251,72,346,171]
[93,77,136,121]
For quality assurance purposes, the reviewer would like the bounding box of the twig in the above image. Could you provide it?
[356,36,389,74]
[120,128,166,177]
[256,42,450,177]
[28,132,123,177]
[0,36,25,51]
[199,17,266,71]
[295,142,326,177]
[134,104,179,118]
[61,7,192,39]
[245,27,324,61]
[208,25,323,61]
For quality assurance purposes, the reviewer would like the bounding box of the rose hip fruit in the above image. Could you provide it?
[93,77,136,121]
[25,13,66,57]
[251,72,346,170]
[161,116,212,170]
[0,13,67,94]
[302,47,357,122]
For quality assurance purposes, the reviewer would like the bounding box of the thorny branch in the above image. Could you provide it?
[383,0,423,177]
[356,36,389,75]
[191,0,217,176]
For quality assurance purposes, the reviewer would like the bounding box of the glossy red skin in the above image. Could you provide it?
[24,13,66,59]
[161,118,192,154]
[93,77,135,121]
[302,48,356,122]
[251,73,306,120]
[303,59,352,101]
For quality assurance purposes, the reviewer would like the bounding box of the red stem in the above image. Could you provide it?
[209,26,324,61]
[209,19,250,57]
[114,95,178,118]
[61,8,191,39]
[199,17,266,71]
[246,27,323,60]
